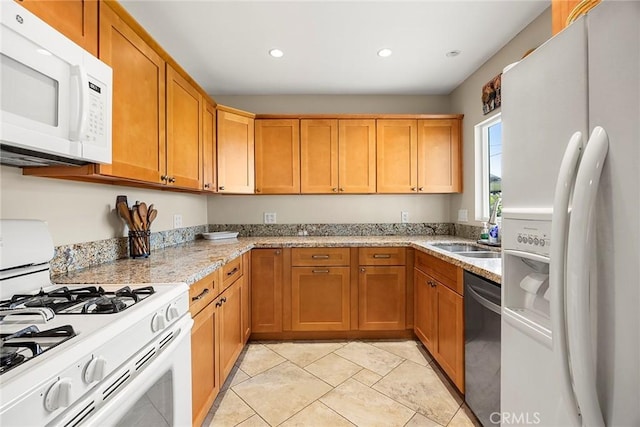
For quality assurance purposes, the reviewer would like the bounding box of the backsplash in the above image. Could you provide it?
[51,222,481,275]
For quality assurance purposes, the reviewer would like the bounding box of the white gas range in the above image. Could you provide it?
[0,220,193,426]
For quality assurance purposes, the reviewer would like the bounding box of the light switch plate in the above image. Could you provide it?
[401,211,409,224]
[264,212,277,224]
[458,209,468,222]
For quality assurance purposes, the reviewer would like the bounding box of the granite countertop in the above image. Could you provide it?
[52,235,501,287]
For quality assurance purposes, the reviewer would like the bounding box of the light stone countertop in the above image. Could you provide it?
[52,235,501,287]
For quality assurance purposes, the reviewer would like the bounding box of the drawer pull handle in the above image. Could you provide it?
[312,269,330,274]
[226,267,239,276]
[311,255,330,259]
[191,288,210,302]
[373,254,391,259]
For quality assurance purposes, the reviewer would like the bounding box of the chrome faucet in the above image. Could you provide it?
[489,197,502,225]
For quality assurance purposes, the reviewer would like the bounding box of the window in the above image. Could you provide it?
[475,113,502,221]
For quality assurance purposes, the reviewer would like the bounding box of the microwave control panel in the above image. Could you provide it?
[85,77,106,144]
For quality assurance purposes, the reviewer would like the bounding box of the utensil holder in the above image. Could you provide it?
[129,230,150,258]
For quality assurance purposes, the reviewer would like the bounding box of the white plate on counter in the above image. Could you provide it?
[202,231,239,240]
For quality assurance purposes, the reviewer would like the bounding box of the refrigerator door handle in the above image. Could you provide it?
[550,131,584,426]
[566,126,609,427]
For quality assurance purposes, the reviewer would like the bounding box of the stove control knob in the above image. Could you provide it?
[165,304,180,322]
[151,313,166,332]
[44,378,72,412]
[84,356,107,384]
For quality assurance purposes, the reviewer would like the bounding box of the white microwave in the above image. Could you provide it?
[0,1,112,167]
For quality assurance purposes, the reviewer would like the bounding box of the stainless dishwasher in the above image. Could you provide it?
[464,271,501,426]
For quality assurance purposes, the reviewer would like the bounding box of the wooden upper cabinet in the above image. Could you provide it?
[301,118,378,195]
[166,65,202,190]
[552,0,600,35]
[417,119,462,193]
[16,0,98,56]
[202,102,217,192]
[300,119,339,193]
[217,108,255,194]
[376,120,418,193]
[97,4,165,183]
[338,120,376,193]
[255,119,300,194]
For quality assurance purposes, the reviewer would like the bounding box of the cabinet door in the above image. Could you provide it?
[436,282,464,391]
[376,120,417,193]
[191,301,220,427]
[17,0,98,56]
[255,119,300,194]
[552,0,586,35]
[217,111,255,193]
[218,281,243,383]
[358,266,406,330]
[166,65,202,190]
[97,5,165,183]
[338,120,376,193]
[251,249,283,333]
[414,269,437,352]
[291,267,350,331]
[202,102,217,192]
[300,119,338,193]
[241,252,251,343]
[417,119,462,193]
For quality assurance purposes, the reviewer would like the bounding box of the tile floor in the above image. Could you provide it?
[202,340,481,427]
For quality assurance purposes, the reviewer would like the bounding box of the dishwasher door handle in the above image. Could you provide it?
[467,284,501,315]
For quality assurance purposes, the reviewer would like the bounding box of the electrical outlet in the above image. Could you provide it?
[401,211,409,224]
[264,212,277,224]
[458,209,469,222]
[173,214,183,229]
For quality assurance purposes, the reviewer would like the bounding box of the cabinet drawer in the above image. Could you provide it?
[359,247,406,266]
[189,270,220,316]
[222,256,243,289]
[291,248,350,266]
[415,251,462,294]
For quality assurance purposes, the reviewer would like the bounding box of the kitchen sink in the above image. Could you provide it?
[457,251,502,259]
[429,243,487,252]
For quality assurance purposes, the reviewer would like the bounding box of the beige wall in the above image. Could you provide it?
[213,95,451,115]
[0,166,207,246]
[449,7,552,226]
[208,95,452,225]
[208,194,450,224]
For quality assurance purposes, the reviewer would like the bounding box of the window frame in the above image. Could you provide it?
[474,112,502,221]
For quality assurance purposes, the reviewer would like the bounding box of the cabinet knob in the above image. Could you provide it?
[219,186,225,191]
[161,175,168,182]
[204,183,211,189]
[360,267,366,272]
[411,187,417,191]
[332,188,338,192]
[221,297,227,303]
[275,250,281,255]
[419,187,424,192]
[339,187,345,192]
[256,188,261,193]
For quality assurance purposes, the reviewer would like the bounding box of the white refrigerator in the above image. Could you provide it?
[500,2,639,426]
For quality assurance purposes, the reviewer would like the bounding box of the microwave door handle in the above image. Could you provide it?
[69,65,89,142]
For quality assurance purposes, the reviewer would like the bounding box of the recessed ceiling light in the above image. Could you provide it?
[269,48,284,58]
[377,48,393,58]
[446,50,461,58]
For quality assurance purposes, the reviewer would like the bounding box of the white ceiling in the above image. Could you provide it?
[120,1,549,96]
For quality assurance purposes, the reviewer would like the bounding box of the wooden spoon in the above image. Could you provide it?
[138,202,148,230]
[116,201,134,229]
[147,209,158,226]
[132,209,144,231]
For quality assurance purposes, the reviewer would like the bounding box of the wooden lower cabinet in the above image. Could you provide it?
[191,300,219,426]
[241,252,251,343]
[358,266,406,330]
[414,262,464,392]
[251,249,285,333]
[291,267,350,331]
[218,280,244,383]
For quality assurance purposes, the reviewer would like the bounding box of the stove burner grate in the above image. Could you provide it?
[0,325,75,375]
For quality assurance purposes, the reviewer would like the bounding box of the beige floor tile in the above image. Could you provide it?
[233,362,332,426]
[352,369,382,387]
[373,360,462,426]
[334,341,404,376]
[235,343,286,377]
[405,413,444,427]
[208,389,255,427]
[369,340,431,366]
[447,405,483,427]
[236,414,270,427]
[320,378,415,427]
[279,401,355,427]
[304,353,362,386]
[221,365,251,391]
[264,341,346,367]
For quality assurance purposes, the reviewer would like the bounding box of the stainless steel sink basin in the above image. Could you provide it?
[457,251,502,259]
[429,243,487,252]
